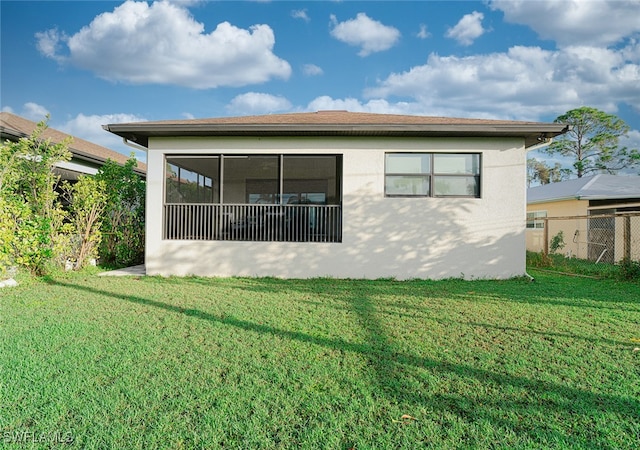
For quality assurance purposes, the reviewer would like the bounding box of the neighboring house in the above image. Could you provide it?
[103,110,567,279]
[527,174,640,262]
[0,112,146,180]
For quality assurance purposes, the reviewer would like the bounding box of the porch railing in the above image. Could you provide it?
[164,203,342,242]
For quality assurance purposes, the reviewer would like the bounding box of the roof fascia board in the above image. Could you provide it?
[104,122,567,134]
[104,122,568,149]
[527,196,581,204]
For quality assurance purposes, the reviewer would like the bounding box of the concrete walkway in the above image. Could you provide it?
[98,264,146,277]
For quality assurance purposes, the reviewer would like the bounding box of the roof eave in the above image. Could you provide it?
[103,123,569,149]
[3,126,145,176]
[527,196,581,205]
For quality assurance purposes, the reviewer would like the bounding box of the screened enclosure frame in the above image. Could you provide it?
[164,154,342,242]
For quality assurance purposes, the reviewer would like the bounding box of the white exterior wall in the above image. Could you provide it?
[145,136,527,279]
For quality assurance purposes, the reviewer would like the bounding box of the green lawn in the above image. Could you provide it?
[1,271,638,449]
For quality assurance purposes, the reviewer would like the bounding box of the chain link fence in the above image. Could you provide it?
[527,212,640,276]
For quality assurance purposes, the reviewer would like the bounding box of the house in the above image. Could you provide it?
[103,110,567,279]
[0,112,146,180]
[527,174,640,262]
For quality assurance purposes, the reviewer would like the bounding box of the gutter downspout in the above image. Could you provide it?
[122,137,148,154]
[525,137,554,153]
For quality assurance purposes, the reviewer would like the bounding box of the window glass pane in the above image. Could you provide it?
[434,154,479,174]
[283,156,340,205]
[165,156,219,203]
[433,176,479,197]
[386,153,430,174]
[527,211,546,228]
[223,156,279,204]
[385,175,430,196]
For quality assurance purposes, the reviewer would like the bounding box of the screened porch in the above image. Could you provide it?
[164,154,342,242]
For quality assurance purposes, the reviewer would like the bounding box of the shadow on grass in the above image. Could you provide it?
[199,274,640,312]
[293,297,632,348]
[47,278,639,447]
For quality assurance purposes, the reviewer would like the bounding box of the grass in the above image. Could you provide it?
[1,271,639,449]
[526,251,626,279]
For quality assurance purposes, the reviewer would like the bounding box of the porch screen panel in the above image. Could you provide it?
[223,156,279,204]
[165,156,219,203]
[164,154,342,242]
[282,156,341,205]
[282,155,342,242]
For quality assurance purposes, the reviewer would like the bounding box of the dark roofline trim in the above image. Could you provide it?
[103,122,569,149]
[529,194,640,204]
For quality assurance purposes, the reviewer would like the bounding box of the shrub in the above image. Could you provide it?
[95,157,145,267]
[619,258,640,281]
[62,176,107,269]
[550,231,566,254]
[526,251,552,268]
[0,117,71,275]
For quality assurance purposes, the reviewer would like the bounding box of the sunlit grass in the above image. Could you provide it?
[1,271,638,448]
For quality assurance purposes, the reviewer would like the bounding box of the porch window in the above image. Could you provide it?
[164,155,342,242]
[385,153,481,198]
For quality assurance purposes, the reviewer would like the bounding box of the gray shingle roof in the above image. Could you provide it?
[527,174,640,203]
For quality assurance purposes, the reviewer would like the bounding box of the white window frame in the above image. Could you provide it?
[526,210,547,229]
[384,152,481,198]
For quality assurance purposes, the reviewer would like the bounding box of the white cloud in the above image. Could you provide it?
[36,0,291,89]
[302,64,323,76]
[362,44,640,121]
[307,96,495,119]
[3,102,51,121]
[58,112,147,160]
[621,129,640,152]
[291,9,310,22]
[166,0,204,6]
[226,92,293,115]
[417,24,430,39]
[445,11,486,46]
[490,0,640,47]
[329,13,400,57]
[34,28,66,62]
[23,102,52,121]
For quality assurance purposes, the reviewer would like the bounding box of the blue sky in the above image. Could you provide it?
[2,0,639,164]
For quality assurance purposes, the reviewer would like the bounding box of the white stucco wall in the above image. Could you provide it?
[145,136,527,279]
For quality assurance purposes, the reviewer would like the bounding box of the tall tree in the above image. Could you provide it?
[527,158,571,187]
[541,107,639,178]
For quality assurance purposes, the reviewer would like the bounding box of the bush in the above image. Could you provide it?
[619,258,640,281]
[62,176,107,269]
[95,158,145,267]
[526,251,552,268]
[1,118,145,275]
[0,118,71,275]
[550,231,566,254]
